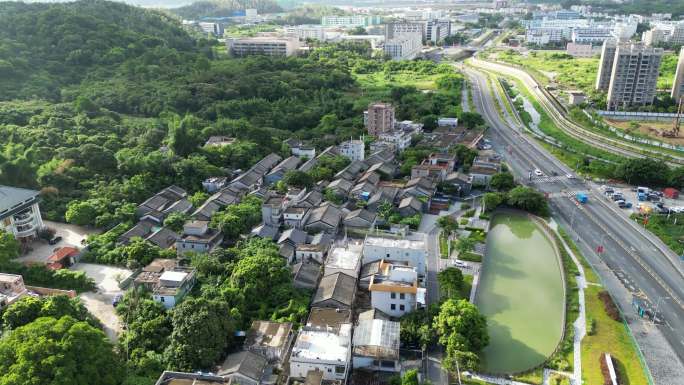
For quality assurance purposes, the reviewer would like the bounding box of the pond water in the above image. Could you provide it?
[475,212,565,374]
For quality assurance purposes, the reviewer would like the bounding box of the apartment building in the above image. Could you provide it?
[0,186,44,242]
[384,34,422,60]
[289,324,352,381]
[596,39,618,91]
[338,139,365,161]
[425,19,451,43]
[227,36,300,57]
[673,47,684,101]
[600,42,664,110]
[365,103,395,136]
[368,260,422,317]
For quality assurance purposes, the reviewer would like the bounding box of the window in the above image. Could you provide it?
[160,297,165,302]
[400,293,405,300]
[386,253,390,258]
[400,304,405,311]
[335,366,345,374]
[390,293,396,299]
[327,368,332,373]
[391,304,396,310]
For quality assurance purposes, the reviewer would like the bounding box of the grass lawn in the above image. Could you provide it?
[460,274,474,300]
[634,213,684,255]
[494,49,678,95]
[440,234,449,258]
[354,71,441,91]
[559,227,650,385]
[512,368,544,385]
[582,286,650,385]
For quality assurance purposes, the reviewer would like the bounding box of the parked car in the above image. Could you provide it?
[112,294,123,307]
[48,236,63,245]
[534,169,543,176]
[612,194,624,201]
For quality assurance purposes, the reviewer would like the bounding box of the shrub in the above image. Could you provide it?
[463,209,476,218]
[460,203,471,210]
[588,317,597,336]
[459,218,469,225]
[598,291,621,322]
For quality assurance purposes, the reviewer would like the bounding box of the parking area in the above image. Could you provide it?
[71,263,132,342]
[17,220,100,264]
[599,184,684,215]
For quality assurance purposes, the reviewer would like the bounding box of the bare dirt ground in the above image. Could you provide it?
[607,119,684,146]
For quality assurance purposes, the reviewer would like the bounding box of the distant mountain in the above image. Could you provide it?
[0,0,201,100]
[170,0,282,19]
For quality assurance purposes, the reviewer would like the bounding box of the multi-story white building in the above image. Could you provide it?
[672,22,684,44]
[285,25,327,41]
[384,34,422,60]
[378,130,413,152]
[672,47,684,101]
[289,324,352,381]
[425,19,451,43]
[525,28,563,44]
[227,36,300,57]
[0,186,44,243]
[600,42,664,110]
[612,22,638,41]
[338,139,365,161]
[571,27,612,44]
[642,28,666,46]
[321,15,382,28]
[363,235,427,276]
[198,22,222,36]
[368,260,422,317]
[596,39,618,91]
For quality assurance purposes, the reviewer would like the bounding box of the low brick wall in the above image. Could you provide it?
[25,285,77,298]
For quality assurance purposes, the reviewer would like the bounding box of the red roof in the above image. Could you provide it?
[47,247,79,263]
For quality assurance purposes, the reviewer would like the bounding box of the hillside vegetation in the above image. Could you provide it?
[171,0,281,19]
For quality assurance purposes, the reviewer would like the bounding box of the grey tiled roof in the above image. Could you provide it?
[312,272,356,307]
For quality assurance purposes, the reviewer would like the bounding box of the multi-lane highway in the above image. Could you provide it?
[470,58,684,166]
[465,65,684,382]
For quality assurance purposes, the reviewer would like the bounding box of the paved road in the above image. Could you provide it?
[466,66,684,384]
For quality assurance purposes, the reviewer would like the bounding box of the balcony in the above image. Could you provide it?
[15,223,36,238]
[13,211,35,226]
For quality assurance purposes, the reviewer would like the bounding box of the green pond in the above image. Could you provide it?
[475,213,565,374]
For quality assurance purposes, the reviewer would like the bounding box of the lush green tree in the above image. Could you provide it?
[437,216,459,237]
[506,186,549,216]
[401,369,420,385]
[438,267,464,300]
[0,316,124,385]
[399,304,439,350]
[0,230,20,263]
[210,195,262,241]
[615,158,669,187]
[483,192,505,212]
[164,297,235,371]
[283,170,313,188]
[65,199,101,226]
[490,172,515,191]
[458,112,485,129]
[433,299,488,372]
[450,144,478,169]
[2,295,93,331]
[164,212,189,233]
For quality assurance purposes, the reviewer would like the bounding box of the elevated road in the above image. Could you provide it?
[470,58,684,166]
[466,66,684,382]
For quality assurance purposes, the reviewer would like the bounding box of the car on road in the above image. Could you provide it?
[616,200,632,209]
[453,261,468,268]
[534,169,543,176]
[48,236,63,245]
[566,173,575,179]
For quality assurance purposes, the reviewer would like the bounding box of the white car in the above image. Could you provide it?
[566,174,575,179]
[534,169,543,176]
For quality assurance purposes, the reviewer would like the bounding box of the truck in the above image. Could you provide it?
[576,192,588,204]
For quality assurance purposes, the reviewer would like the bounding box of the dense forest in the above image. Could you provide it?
[171,0,282,20]
[0,0,460,229]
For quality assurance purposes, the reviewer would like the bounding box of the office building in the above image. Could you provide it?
[0,186,44,242]
[385,22,424,40]
[198,22,222,36]
[673,22,684,44]
[642,28,666,46]
[365,103,395,136]
[227,36,300,57]
[672,47,684,101]
[600,42,664,110]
